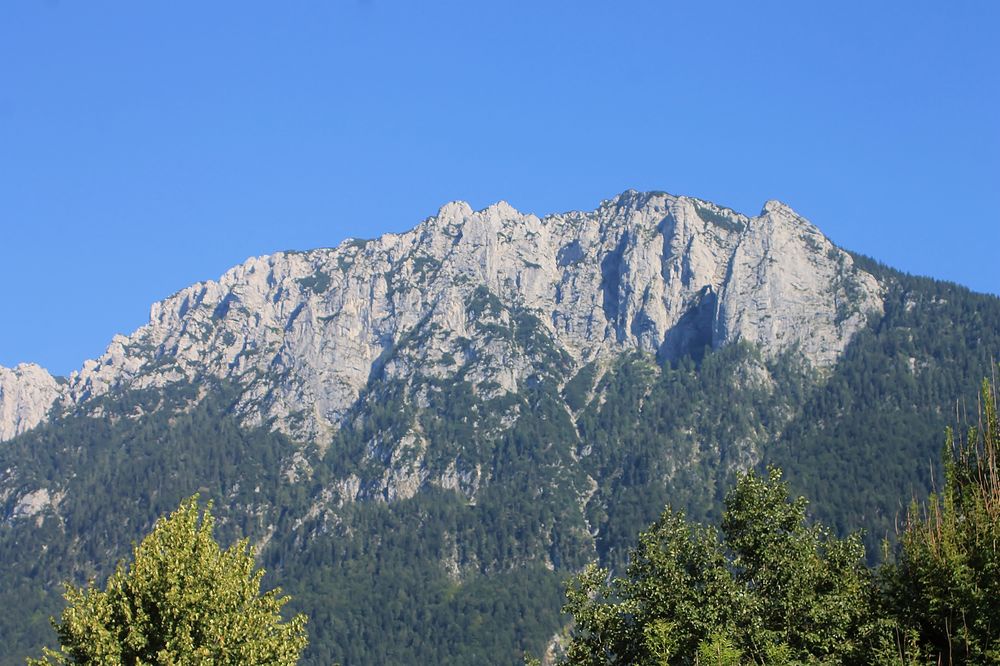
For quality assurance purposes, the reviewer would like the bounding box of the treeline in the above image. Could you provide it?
[0,381,305,664]
[3,260,999,665]
[771,263,1000,554]
[550,378,1000,664]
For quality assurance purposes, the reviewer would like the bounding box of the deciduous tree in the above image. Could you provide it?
[557,468,891,665]
[30,496,307,665]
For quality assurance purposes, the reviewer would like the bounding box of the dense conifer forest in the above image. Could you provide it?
[2,261,999,664]
[551,376,999,664]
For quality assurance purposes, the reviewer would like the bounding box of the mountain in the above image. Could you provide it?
[1,190,997,665]
[1,191,881,446]
[0,363,61,442]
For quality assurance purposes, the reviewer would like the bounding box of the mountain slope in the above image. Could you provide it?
[1,190,880,446]
[1,190,997,665]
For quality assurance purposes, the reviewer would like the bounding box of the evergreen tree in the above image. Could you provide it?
[29,496,307,665]
[884,377,1000,664]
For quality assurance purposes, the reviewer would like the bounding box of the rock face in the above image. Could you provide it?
[0,364,60,441]
[0,190,883,444]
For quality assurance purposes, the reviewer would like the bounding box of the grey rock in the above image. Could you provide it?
[0,190,884,444]
[0,363,60,441]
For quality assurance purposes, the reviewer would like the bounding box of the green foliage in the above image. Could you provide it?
[557,468,890,665]
[883,377,1000,664]
[576,345,813,569]
[562,362,598,412]
[0,381,306,664]
[559,375,1000,665]
[284,331,589,663]
[273,484,569,665]
[771,267,1000,557]
[695,633,743,666]
[3,262,999,664]
[692,202,745,233]
[296,268,332,294]
[29,496,307,665]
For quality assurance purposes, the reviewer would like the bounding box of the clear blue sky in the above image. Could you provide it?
[2,1,997,377]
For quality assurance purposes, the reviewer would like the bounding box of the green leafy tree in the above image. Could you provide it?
[29,496,307,665]
[557,468,892,665]
[884,378,1000,664]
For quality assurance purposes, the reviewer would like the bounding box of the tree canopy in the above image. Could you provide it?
[884,378,1000,663]
[555,375,1000,665]
[30,496,307,665]
[557,467,892,665]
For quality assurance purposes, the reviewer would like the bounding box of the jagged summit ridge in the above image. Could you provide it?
[0,191,883,444]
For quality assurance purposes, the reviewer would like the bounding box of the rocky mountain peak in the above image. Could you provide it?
[761,199,797,216]
[432,200,474,225]
[603,188,651,209]
[482,200,520,218]
[1,191,885,444]
[0,363,60,441]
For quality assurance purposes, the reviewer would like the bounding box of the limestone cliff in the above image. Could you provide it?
[0,191,883,444]
[0,364,60,441]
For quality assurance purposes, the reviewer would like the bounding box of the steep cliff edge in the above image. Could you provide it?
[0,190,882,444]
[0,364,60,441]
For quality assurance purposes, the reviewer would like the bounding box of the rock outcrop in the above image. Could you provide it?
[0,363,60,441]
[1,190,883,443]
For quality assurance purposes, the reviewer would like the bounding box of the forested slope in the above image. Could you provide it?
[771,259,1000,553]
[1,259,998,664]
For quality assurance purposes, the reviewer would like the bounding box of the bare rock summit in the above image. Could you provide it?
[0,363,60,441]
[1,191,884,444]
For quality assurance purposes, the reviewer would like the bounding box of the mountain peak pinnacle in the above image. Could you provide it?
[480,200,520,218]
[0,189,885,444]
[436,200,474,222]
[761,199,798,217]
